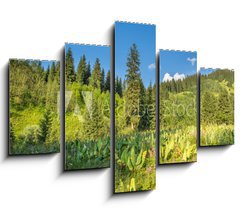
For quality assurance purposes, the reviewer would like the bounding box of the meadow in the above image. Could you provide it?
[115,132,156,192]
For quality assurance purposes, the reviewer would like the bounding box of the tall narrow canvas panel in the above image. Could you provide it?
[159,50,197,164]
[9,59,60,155]
[64,43,111,170]
[114,21,156,193]
[200,68,234,146]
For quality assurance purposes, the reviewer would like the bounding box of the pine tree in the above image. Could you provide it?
[201,91,218,124]
[91,58,101,89]
[138,79,147,130]
[118,78,123,97]
[83,97,105,140]
[65,48,75,83]
[100,69,105,92]
[76,55,87,84]
[105,70,110,92]
[115,77,123,97]
[146,82,155,130]
[48,62,56,82]
[85,62,91,85]
[55,61,60,85]
[125,43,141,129]
[38,109,52,143]
[45,66,50,82]
[216,89,232,124]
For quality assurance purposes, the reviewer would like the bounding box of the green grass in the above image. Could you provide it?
[10,107,60,155]
[115,131,156,193]
[160,126,197,164]
[201,124,234,146]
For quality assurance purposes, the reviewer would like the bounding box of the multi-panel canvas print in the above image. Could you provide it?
[65,43,111,170]
[9,59,60,155]
[200,68,234,146]
[114,21,156,193]
[159,50,197,164]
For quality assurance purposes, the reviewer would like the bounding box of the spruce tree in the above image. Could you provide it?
[125,43,141,129]
[49,62,56,81]
[91,58,101,89]
[201,91,217,124]
[83,97,105,140]
[118,78,123,97]
[100,69,105,92]
[55,62,60,85]
[38,109,52,143]
[105,70,110,92]
[65,48,75,83]
[85,62,91,85]
[146,82,155,130]
[138,79,147,130]
[45,66,50,82]
[217,89,231,124]
[76,55,87,84]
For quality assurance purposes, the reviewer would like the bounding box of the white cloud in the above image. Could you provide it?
[187,57,197,66]
[173,72,185,81]
[148,63,155,70]
[162,72,185,82]
[162,73,173,82]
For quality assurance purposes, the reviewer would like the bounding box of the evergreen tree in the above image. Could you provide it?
[38,109,52,143]
[125,43,141,129]
[105,70,110,92]
[85,62,91,85]
[216,89,232,124]
[83,97,105,140]
[49,62,56,81]
[76,55,87,84]
[65,48,75,83]
[138,79,147,130]
[116,77,123,97]
[91,58,101,89]
[118,78,123,97]
[55,61,60,85]
[146,82,155,130]
[100,69,105,92]
[201,91,217,124]
[45,66,50,82]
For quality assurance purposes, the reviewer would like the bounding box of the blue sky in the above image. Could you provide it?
[200,67,217,75]
[115,22,156,87]
[160,50,197,82]
[41,60,58,70]
[65,43,110,73]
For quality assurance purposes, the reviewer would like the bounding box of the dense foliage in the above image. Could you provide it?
[160,72,197,163]
[9,59,60,154]
[200,69,234,146]
[115,44,156,193]
[65,47,110,170]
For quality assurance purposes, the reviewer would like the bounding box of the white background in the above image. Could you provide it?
[0,0,240,215]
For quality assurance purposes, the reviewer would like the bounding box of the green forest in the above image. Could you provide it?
[9,59,60,155]
[160,74,197,163]
[200,69,234,146]
[65,47,110,170]
[115,44,156,193]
